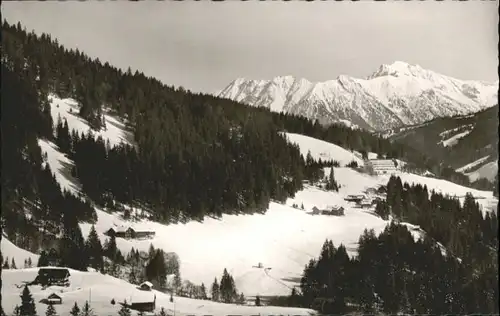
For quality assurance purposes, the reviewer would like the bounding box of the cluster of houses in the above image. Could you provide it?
[311,205,345,216]
[104,226,155,240]
[344,194,379,209]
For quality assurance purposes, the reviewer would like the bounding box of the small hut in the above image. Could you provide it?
[137,281,153,291]
[40,293,62,305]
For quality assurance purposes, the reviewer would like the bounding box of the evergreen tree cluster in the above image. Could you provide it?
[296,223,498,315]
[325,168,339,192]
[210,269,240,304]
[35,225,105,272]
[382,176,498,268]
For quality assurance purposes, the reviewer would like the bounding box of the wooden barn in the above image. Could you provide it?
[105,226,155,240]
[33,268,71,287]
[120,294,156,313]
[40,293,62,305]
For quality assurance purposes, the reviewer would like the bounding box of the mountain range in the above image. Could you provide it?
[217,61,498,131]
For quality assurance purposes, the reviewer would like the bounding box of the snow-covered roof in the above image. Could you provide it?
[139,281,153,288]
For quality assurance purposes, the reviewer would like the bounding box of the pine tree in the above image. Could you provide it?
[80,301,94,316]
[238,293,246,305]
[200,283,207,300]
[19,285,37,316]
[45,303,57,316]
[69,302,80,316]
[27,257,32,268]
[3,257,9,269]
[118,301,131,316]
[105,235,118,260]
[255,295,261,306]
[211,278,220,302]
[11,258,17,269]
[86,225,104,272]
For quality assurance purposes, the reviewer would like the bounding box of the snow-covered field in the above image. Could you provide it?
[282,132,365,166]
[4,93,496,314]
[1,267,316,316]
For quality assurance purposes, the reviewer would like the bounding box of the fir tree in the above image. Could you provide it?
[11,258,17,269]
[200,283,207,300]
[69,302,80,316]
[45,303,57,316]
[3,257,10,269]
[86,225,104,272]
[19,285,37,316]
[255,295,261,306]
[211,278,220,302]
[238,293,246,305]
[80,301,94,316]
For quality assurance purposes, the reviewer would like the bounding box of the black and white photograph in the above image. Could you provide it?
[1,1,498,315]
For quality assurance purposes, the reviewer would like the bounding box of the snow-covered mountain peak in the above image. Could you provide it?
[218,61,498,131]
[368,61,429,80]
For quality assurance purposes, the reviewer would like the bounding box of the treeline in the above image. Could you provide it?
[295,224,498,315]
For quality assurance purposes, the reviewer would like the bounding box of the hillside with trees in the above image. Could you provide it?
[386,105,498,187]
[279,176,498,314]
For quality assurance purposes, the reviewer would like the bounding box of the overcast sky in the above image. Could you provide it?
[3,1,498,94]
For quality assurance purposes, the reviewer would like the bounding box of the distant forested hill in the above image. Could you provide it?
[386,105,498,187]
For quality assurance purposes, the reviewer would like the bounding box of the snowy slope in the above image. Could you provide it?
[35,130,497,298]
[282,132,364,166]
[49,94,134,147]
[38,139,81,195]
[218,61,498,131]
[465,160,498,182]
[1,267,316,316]
[1,236,40,267]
